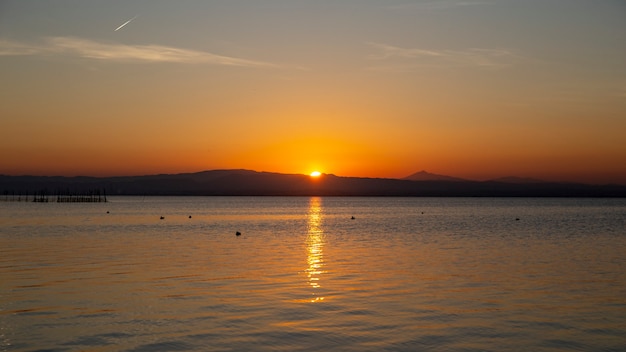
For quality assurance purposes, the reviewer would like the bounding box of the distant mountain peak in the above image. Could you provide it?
[402,170,467,182]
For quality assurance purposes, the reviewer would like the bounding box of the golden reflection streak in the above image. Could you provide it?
[306,197,325,302]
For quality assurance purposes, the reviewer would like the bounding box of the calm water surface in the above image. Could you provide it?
[1,197,625,351]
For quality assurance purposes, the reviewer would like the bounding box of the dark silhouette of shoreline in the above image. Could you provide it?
[1,169,625,197]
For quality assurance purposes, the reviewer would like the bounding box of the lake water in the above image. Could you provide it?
[1,197,625,351]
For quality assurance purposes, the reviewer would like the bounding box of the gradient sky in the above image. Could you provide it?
[1,0,625,183]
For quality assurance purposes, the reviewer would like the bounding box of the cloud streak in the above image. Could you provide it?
[114,15,138,32]
[367,42,523,70]
[0,39,42,56]
[0,37,277,68]
[388,0,493,11]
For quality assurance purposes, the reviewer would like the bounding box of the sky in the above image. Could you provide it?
[1,0,625,184]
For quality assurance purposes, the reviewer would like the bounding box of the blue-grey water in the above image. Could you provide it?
[1,197,625,351]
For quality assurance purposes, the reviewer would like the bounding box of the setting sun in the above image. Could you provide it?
[310,171,322,177]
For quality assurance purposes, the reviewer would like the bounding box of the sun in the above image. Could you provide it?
[310,171,322,177]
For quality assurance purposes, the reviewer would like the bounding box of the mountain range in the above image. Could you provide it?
[402,170,468,182]
[1,169,625,197]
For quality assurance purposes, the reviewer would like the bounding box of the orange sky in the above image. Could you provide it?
[1,1,625,184]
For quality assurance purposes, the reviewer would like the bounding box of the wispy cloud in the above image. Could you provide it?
[0,39,42,56]
[0,37,277,68]
[388,0,493,11]
[367,42,523,71]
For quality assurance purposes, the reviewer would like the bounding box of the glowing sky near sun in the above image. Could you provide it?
[1,1,625,183]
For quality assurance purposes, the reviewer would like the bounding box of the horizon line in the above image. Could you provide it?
[1,168,625,186]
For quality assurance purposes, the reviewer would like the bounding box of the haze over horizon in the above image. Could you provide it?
[3,168,626,187]
[2,1,625,184]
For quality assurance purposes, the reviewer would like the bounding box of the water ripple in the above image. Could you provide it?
[1,197,625,351]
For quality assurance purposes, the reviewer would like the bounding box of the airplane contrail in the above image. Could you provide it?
[114,15,138,31]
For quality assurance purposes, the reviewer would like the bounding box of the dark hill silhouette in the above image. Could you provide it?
[403,170,467,182]
[1,169,625,197]
[489,176,546,184]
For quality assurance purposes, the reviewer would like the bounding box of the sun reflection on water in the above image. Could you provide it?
[306,197,325,302]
